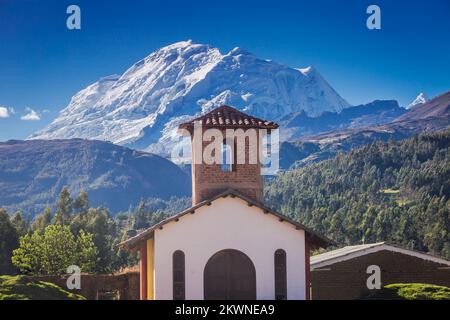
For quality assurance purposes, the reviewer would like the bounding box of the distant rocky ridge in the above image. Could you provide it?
[280,91,450,169]
[279,99,406,140]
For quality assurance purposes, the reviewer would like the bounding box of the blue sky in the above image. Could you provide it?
[0,0,449,141]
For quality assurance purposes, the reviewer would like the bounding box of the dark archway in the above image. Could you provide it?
[204,249,256,300]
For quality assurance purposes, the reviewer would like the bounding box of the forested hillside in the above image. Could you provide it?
[266,129,450,259]
[0,139,191,216]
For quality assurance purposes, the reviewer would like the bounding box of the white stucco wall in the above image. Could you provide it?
[153,196,306,300]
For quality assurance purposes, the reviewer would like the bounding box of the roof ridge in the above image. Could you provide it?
[342,242,385,249]
[179,105,279,130]
[120,188,333,250]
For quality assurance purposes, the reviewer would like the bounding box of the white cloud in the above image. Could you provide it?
[21,108,41,121]
[0,106,10,118]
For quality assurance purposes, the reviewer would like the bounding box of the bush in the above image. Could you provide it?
[366,283,450,300]
[12,225,98,275]
[0,275,85,300]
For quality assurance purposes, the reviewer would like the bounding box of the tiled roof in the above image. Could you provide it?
[120,189,333,251]
[179,105,279,130]
[311,242,450,269]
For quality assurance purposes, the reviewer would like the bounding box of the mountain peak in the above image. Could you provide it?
[398,90,450,121]
[407,92,428,109]
[31,41,350,155]
[142,40,216,64]
[161,39,195,49]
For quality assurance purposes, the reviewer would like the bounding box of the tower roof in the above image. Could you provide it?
[179,105,279,130]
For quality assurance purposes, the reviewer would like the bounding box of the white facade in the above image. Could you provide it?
[153,196,307,300]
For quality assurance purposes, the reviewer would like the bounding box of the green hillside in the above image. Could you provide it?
[265,129,450,259]
[0,275,85,300]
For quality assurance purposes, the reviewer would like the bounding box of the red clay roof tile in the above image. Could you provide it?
[179,105,279,130]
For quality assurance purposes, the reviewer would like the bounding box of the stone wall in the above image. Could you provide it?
[31,272,140,300]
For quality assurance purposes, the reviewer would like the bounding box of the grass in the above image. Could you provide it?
[0,275,86,300]
[366,283,450,300]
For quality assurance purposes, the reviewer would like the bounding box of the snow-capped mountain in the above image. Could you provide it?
[30,40,350,155]
[407,92,428,109]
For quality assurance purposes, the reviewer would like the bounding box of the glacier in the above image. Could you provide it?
[30,40,350,156]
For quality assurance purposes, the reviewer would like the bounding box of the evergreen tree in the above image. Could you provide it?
[70,206,117,273]
[32,206,52,232]
[73,189,89,216]
[0,208,19,274]
[133,200,149,230]
[54,187,73,225]
[11,211,29,236]
[265,129,450,259]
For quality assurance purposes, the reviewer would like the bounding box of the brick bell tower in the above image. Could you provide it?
[179,105,279,206]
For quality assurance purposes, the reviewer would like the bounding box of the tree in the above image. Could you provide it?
[133,200,149,230]
[70,207,117,273]
[54,187,73,225]
[10,211,29,237]
[12,224,98,275]
[32,206,52,232]
[0,208,19,274]
[265,129,450,259]
[73,189,89,216]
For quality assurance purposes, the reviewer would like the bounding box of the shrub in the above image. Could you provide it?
[12,224,98,275]
[366,283,450,300]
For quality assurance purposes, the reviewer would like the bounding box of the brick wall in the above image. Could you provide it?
[311,250,450,300]
[192,129,264,205]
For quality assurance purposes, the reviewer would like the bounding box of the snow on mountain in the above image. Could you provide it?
[30,40,350,155]
[407,92,428,109]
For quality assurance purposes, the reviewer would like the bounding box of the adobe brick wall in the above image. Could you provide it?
[311,250,450,300]
[31,272,140,300]
[191,129,264,205]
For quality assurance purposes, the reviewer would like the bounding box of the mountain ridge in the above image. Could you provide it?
[0,139,191,216]
[397,91,450,121]
[280,91,450,169]
[280,99,406,140]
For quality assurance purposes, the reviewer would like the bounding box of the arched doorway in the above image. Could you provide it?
[204,249,256,300]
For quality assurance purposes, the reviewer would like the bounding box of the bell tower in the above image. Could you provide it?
[179,105,278,205]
